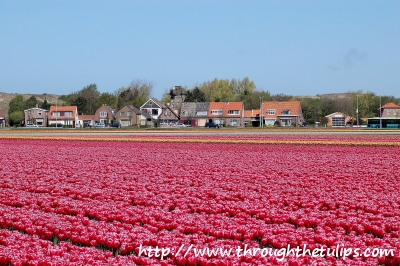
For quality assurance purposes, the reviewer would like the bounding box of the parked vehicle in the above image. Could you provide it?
[111,123,121,128]
[93,123,105,128]
[205,122,220,128]
[173,123,186,128]
[26,124,39,128]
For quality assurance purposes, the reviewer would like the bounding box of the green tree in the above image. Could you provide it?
[8,95,25,114]
[41,99,51,110]
[185,87,206,102]
[24,96,39,109]
[71,96,89,115]
[97,92,117,109]
[9,111,24,127]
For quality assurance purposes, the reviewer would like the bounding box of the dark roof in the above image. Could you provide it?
[141,111,151,119]
[127,105,141,114]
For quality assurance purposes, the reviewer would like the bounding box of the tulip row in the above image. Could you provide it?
[0,138,399,265]
[1,132,400,146]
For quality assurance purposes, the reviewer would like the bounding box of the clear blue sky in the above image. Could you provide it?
[1,0,399,99]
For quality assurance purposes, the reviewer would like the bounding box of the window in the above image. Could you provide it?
[120,112,125,117]
[28,110,32,115]
[282,109,290,115]
[196,111,207,116]
[182,111,189,116]
[267,109,275,115]
[38,111,42,116]
[230,119,239,126]
[394,110,398,116]
[53,112,60,117]
[127,112,132,117]
[228,110,239,115]
[387,110,391,115]
[164,112,170,116]
[212,110,223,115]
[64,111,72,117]
[332,117,345,127]
[100,111,107,117]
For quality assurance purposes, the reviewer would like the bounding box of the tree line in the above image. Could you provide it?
[7,76,399,126]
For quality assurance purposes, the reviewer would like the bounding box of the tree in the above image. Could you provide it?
[9,111,24,127]
[97,93,117,110]
[41,99,51,110]
[185,87,206,102]
[70,96,89,115]
[8,95,25,115]
[116,80,154,110]
[25,96,39,109]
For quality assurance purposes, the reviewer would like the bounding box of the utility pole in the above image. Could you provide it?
[260,96,263,128]
[379,95,382,129]
[356,95,359,127]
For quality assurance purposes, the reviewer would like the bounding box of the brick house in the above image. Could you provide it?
[94,104,116,126]
[208,102,244,127]
[115,105,143,127]
[379,102,400,118]
[24,104,49,127]
[158,105,180,126]
[325,112,352,127]
[48,106,78,127]
[244,109,260,127]
[180,102,210,127]
[261,101,304,126]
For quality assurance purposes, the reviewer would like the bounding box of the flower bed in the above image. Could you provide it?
[0,137,399,265]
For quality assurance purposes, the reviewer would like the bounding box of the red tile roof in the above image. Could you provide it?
[262,101,302,119]
[78,115,95,120]
[48,106,77,120]
[244,109,260,118]
[381,102,400,109]
[209,102,243,117]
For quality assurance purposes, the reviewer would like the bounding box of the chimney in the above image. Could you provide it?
[36,104,38,108]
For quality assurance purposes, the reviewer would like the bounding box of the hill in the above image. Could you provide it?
[0,92,62,118]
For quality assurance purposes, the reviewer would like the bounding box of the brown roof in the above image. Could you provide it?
[262,101,302,118]
[244,109,260,118]
[209,102,243,117]
[78,115,95,120]
[381,102,400,109]
[48,106,77,119]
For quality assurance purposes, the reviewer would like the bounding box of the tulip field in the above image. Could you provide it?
[0,133,399,265]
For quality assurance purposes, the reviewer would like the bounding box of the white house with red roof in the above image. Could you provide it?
[48,106,78,128]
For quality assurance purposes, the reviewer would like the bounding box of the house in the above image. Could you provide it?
[77,115,95,128]
[115,105,143,127]
[261,101,304,126]
[158,105,180,126]
[180,102,210,127]
[48,106,78,127]
[140,98,165,120]
[0,108,6,127]
[24,104,49,127]
[325,112,352,127]
[208,102,244,127]
[244,109,260,127]
[94,104,116,126]
[379,102,400,118]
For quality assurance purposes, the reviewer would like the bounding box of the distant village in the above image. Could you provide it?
[0,84,399,129]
